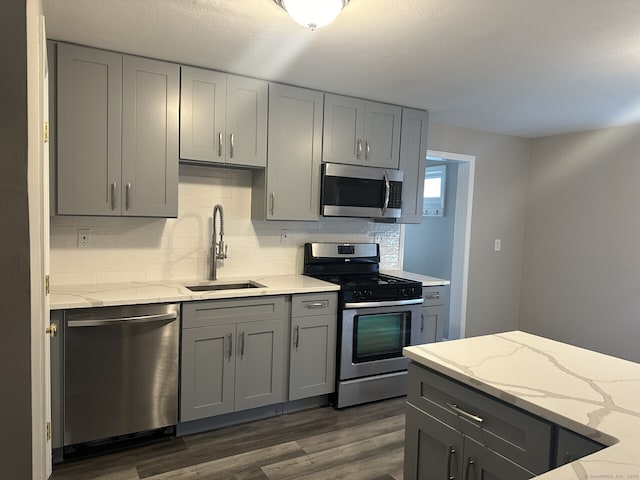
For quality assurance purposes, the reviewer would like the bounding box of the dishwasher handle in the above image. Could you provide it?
[67,312,178,327]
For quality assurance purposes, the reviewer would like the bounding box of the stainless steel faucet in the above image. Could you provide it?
[210,204,227,280]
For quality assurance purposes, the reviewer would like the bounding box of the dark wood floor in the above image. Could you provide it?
[52,397,407,480]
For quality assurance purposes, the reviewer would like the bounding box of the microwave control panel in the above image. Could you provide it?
[389,182,402,208]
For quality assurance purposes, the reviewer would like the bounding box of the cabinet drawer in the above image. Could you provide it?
[422,286,447,306]
[183,296,287,329]
[291,292,337,317]
[407,363,552,474]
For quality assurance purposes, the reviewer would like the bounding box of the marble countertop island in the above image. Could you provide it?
[50,274,340,310]
[404,331,640,479]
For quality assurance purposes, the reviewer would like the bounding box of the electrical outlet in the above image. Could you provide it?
[78,228,91,248]
[494,239,501,252]
[280,229,289,244]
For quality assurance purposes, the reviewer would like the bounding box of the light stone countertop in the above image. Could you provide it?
[403,331,640,479]
[50,274,340,310]
[383,270,450,286]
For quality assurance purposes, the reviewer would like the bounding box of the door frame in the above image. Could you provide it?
[30,12,52,479]
[400,149,475,339]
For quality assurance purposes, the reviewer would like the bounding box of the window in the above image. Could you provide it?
[423,165,446,216]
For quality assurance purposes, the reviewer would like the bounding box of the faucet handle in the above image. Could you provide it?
[223,244,228,259]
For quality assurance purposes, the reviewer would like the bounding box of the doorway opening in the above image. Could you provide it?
[400,149,475,340]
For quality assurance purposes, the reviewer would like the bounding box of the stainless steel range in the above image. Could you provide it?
[303,242,423,408]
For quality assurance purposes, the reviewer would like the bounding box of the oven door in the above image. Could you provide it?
[339,300,422,380]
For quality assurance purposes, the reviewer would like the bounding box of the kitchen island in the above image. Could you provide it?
[403,331,640,479]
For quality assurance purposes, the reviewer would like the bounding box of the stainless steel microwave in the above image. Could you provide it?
[320,163,404,219]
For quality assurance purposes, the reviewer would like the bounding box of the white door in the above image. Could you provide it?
[41,15,52,478]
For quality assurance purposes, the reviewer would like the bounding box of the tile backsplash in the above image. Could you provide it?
[50,165,401,285]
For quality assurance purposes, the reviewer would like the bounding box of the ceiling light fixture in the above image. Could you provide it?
[274,0,350,30]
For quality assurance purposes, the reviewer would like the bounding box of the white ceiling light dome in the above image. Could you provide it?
[274,0,350,30]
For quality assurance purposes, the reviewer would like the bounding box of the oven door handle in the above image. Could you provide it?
[343,298,424,309]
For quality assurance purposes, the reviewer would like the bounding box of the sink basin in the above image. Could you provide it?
[185,281,264,292]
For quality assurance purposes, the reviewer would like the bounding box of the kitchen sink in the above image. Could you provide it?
[185,281,264,292]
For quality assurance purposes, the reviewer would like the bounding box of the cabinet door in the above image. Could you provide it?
[57,44,122,215]
[226,74,267,168]
[554,428,604,467]
[180,324,236,421]
[363,101,401,169]
[122,56,179,217]
[463,436,535,480]
[418,305,443,345]
[264,83,323,221]
[404,403,463,480]
[235,319,285,411]
[289,314,336,401]
[179,66,226,163]
[398,108,429,223]
[322,93,365,165]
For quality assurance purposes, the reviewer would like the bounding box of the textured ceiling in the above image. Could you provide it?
[44,0,640,138]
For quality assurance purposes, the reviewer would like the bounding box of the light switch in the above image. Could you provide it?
[494,239,501,252]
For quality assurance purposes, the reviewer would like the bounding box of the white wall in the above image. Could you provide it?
[50,164,401,285]
[520,123,640,363]
[427,122,531,337]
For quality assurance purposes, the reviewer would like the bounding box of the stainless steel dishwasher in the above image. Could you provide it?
[63,303,180,446]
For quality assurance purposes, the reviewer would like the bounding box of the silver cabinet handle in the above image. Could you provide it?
[68,312,177,327]
[293,325,300,350]
[125,182,131,210]
[226,333,233,360]
[304,302,327,309]
[446,403,484,423]
[240,331,245,358]
[381,170,390,215]
[420,313,424,333]
[357,139,362,159]
[218,131,223,157]
[270,192,275,215]
[464,457,475,480]
[230,133,234,158]
[110,182,117,210]
[447,445,456,480]
[365,140,370,160]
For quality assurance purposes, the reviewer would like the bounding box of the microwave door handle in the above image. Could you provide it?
[381,170,390,215]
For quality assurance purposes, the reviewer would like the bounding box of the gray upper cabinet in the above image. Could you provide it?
[252,83,323,221]
[398,108,429,224]
[322,94,401,169]
[122,56,179,217]
[57,44,122,215]
[180,66,267,168]
[56,43,178,217]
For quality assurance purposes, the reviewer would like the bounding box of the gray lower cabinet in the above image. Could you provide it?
[405,404,534,480]
[180,296,287,422]
[55,42,179,217]
[180,66,267,167]
[404,363,551,480]
[554,427,604,467]
[252,83,324,221]
[289,293,337,401]
[398,108,429,224]
[418,285,448,344]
